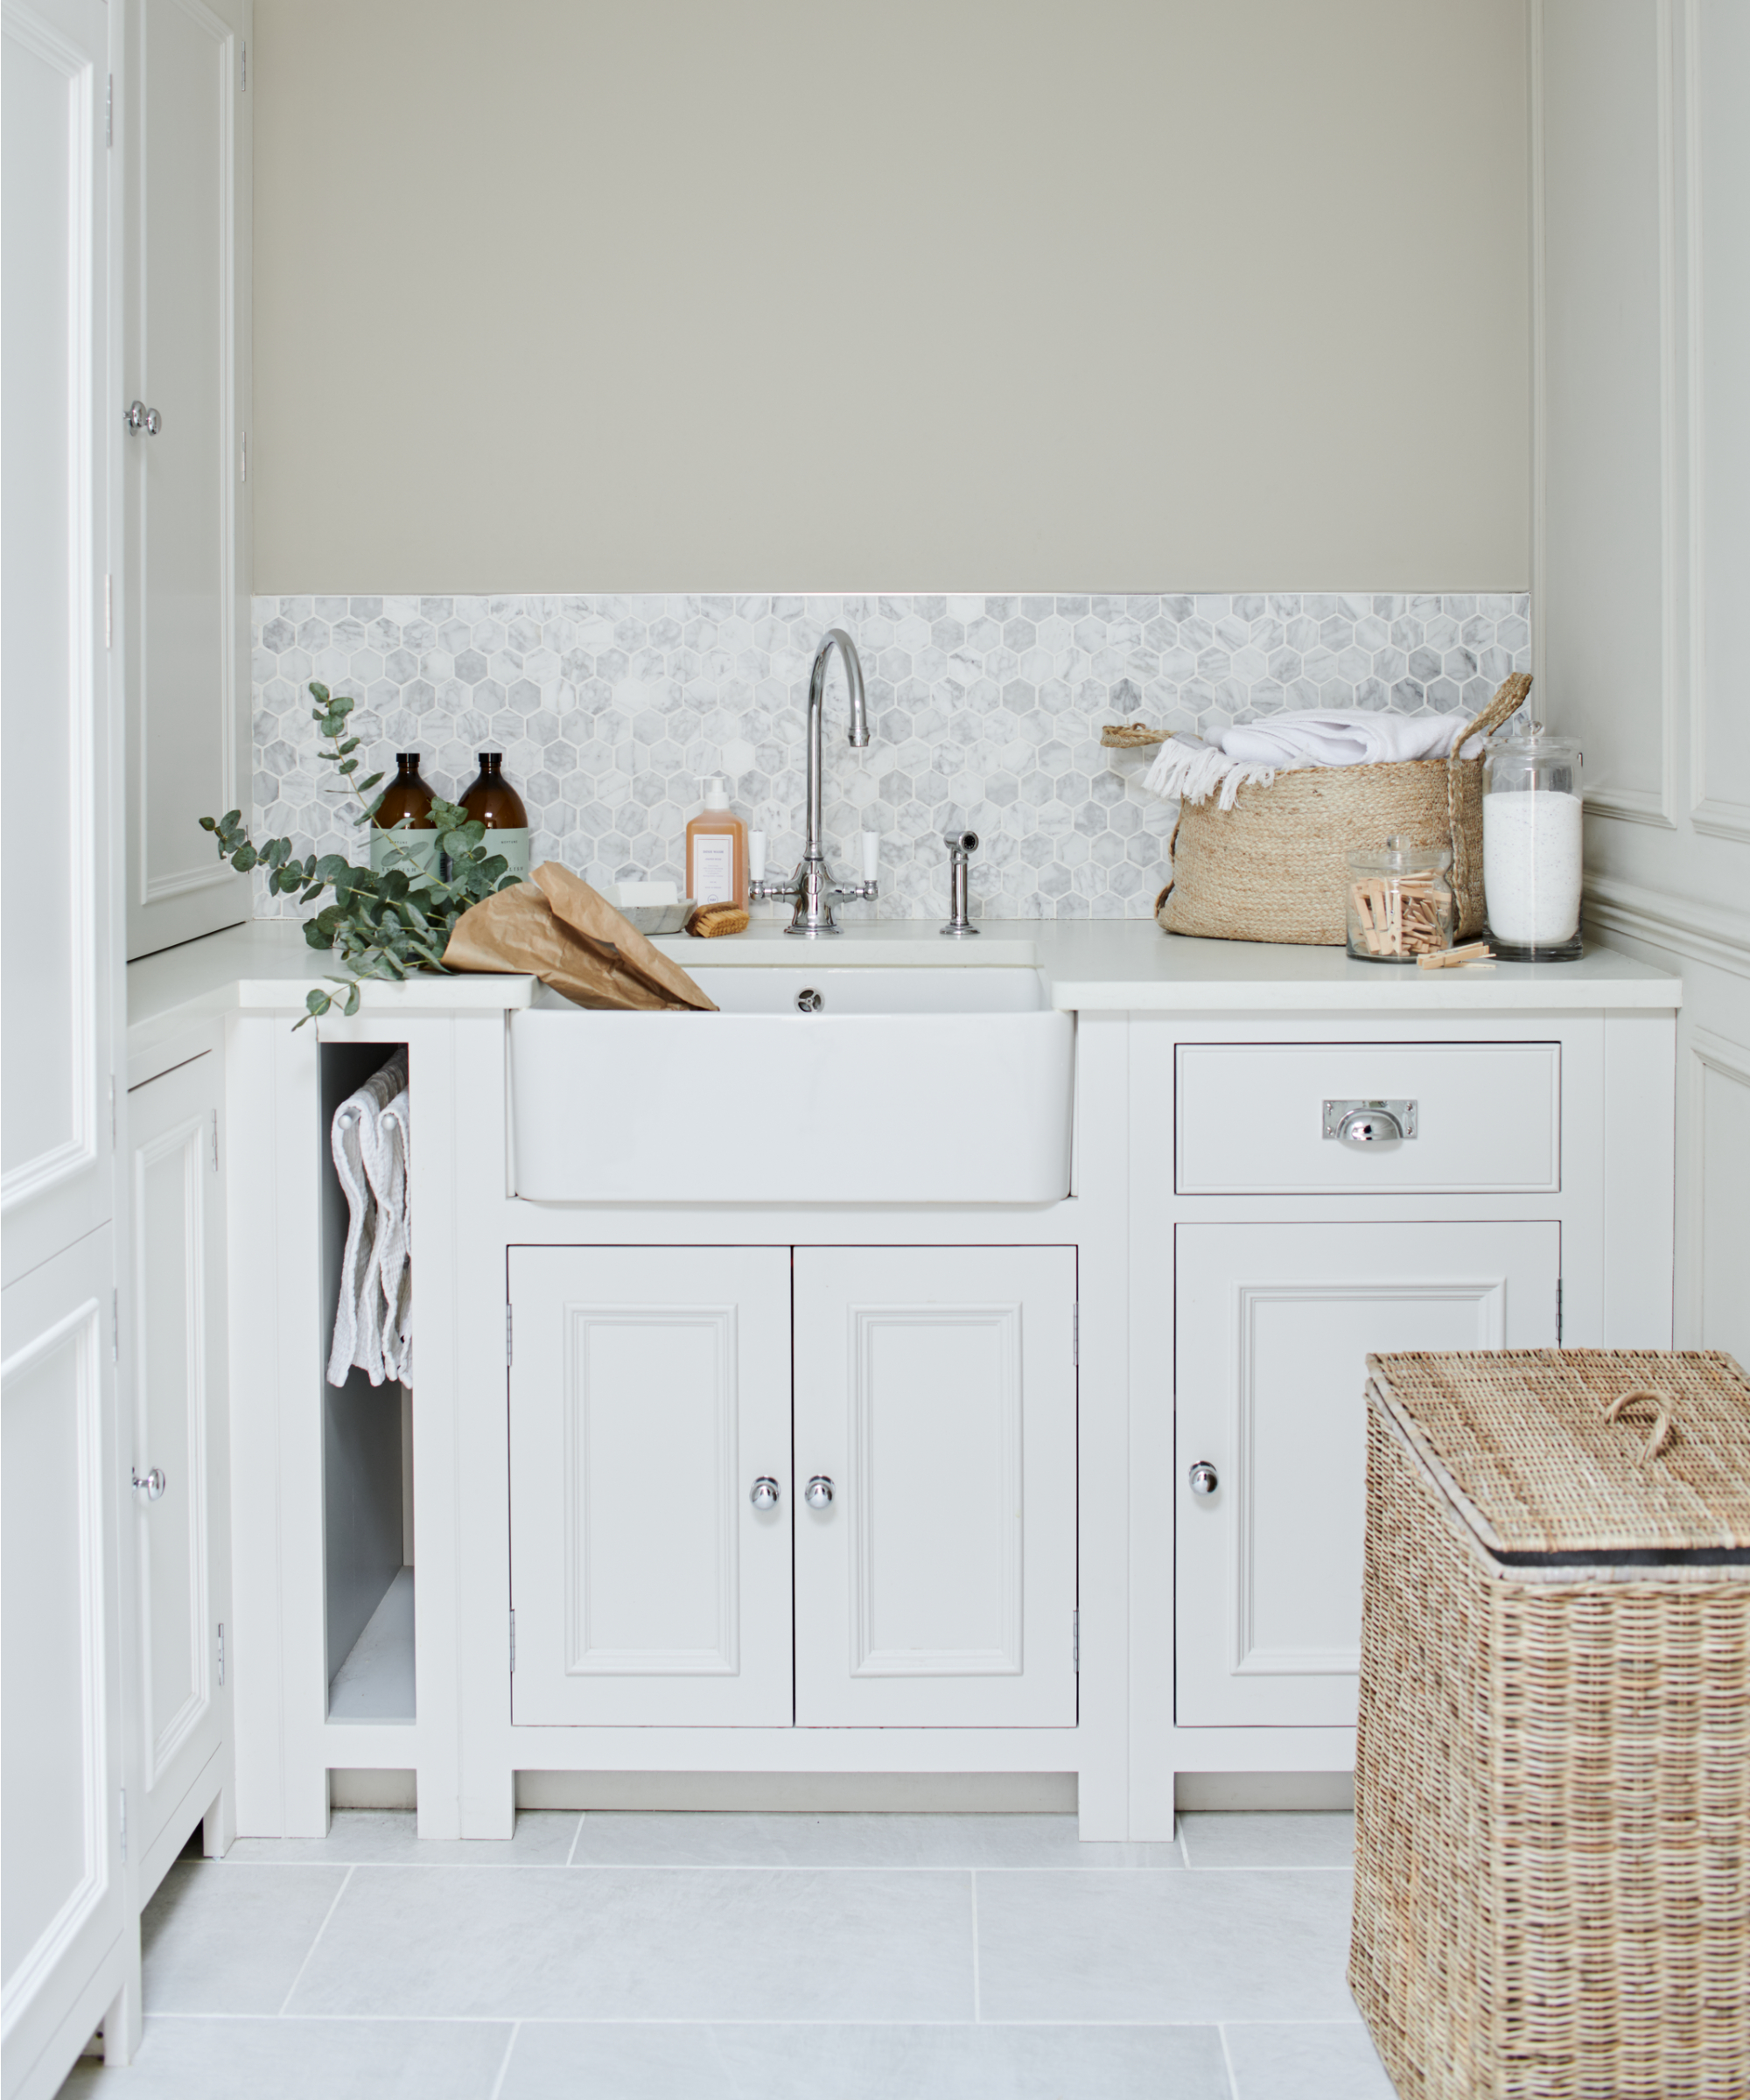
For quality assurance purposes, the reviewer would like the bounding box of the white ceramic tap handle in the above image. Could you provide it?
[748,830,766,882]
[862,831,879,879]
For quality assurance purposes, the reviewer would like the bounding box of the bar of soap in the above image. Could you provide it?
[611,880,678,906]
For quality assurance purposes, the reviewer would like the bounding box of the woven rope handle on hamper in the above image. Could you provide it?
[1603,1386,1676,1463]
[1446,671,1534,910]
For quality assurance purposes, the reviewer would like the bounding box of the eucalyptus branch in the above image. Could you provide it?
[201,682,520,1026]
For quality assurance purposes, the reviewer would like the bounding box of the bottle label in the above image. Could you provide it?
[692,833,735,905]
[370,828,442,882]
[482,828,532,882]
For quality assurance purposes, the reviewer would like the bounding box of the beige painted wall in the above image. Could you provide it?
[253,0,1530,591]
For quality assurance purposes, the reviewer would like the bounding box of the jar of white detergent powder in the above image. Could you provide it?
[1482,715,1584,961]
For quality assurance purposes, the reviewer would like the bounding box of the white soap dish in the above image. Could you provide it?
[607,880,694,935]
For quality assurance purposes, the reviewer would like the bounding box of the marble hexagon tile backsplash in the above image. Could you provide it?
[249,592,1531,921]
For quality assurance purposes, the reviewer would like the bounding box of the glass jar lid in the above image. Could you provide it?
[1487,714,1584,771]
[1348,833,1452,877]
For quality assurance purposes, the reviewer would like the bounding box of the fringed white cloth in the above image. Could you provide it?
[327,1053,411,1389]
[1142,709,1487,809]
[370,1088,413,1384]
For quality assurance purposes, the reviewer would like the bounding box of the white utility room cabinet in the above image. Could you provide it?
[124,1052,231,1884]
[794,1245,1077,1729]
[508,1246,794,1727]
[1174,1220,1560,1728]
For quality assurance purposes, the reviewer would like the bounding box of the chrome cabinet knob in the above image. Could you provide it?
[132,1466,167,1503]
[124,400,162,435]
[1188,1461,1219,1497]
[1337,1107,1403,1147]
[805,1475,834,1509]
[749,1476,780,1510]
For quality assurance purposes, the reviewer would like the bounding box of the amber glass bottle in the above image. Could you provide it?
[458,752,531,880]
[370,753,441,880]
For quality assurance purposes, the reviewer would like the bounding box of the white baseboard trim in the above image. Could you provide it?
[1585,872,1750,980]
[1174,1770,1355,1813]
[514,1770,1079,1814]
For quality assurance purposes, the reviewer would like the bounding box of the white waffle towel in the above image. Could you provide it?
[1144,710,1486,810]
[327,1053,408,1388]
[368,1087,413,1384]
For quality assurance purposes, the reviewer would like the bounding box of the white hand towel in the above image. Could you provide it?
[1141,734,1283,811]
[1219,709,1480,769]
[368,1088,413,1385]
[326,1053,407,1388]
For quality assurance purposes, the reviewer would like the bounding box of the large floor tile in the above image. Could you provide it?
[59,2014,511,2100]
[1224,2019,1398,2098]
[288,1865,975,2022]
[227,1809,581,1866]
[501,2020,1232,2100]
[977,1868,1360,2025]
[140,1861,349,2014]
[569,1812,1180,1872]
[1179,1813,1354,1872]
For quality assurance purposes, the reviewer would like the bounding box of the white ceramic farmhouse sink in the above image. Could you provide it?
[509,968,1074,1203]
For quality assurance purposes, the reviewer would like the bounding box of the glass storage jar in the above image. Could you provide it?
[1482,717,1584,961]
[1347,837,1455,962]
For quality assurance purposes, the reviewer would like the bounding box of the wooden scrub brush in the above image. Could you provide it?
[687,902,750,938]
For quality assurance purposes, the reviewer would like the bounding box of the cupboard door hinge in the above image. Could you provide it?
[104,573,113,649]
[506,1306,513,1366]
[1073,1303,1079,1368]
[118,1788,127,1863]
[239,39,246,89]
[211,1109,220,1172]
[1557,1278,1564,1344]
[106,74,112,148]
[216,1622,225,1686]
[508,1609,516,1673]
[1073,1609,1080,1673]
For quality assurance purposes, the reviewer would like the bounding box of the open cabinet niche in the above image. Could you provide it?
[319,1040,415,1723]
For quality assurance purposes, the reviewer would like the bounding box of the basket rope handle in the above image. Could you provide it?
[1603,1386,1676,1463]
[1446,671,1533,906]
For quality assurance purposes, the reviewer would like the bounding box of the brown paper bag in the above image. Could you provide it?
[442,871,716,1012]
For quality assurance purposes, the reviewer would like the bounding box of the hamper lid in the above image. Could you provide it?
[1365,1349,1750,1558]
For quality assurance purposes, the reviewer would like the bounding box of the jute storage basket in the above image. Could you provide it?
[1351,1349,1750,2100]
[1156,672,1531,945]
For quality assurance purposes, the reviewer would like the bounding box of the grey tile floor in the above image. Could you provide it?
[61,1811,1396,2098]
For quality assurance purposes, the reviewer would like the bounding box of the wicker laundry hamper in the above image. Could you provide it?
[1350,1349,1750,2100]
[1155,673,1532,945]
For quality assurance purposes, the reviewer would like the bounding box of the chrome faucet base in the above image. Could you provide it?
[939,922,981,937]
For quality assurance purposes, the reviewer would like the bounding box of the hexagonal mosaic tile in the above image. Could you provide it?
[249,592,1531,921]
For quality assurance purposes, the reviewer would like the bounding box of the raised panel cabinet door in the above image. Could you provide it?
[122,0,250,959]
[1,0,116,1291]
[2,1230,128,2098]
[1174,1221,1561,1729]
[508,1247,793,1727]
[126,1054,228,1874]
[793,1246,1077,1728]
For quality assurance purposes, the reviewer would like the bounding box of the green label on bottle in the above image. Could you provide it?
[370,827,443,882]
[482,828,531,881]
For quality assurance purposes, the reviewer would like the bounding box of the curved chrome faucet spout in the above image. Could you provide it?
[749,626,879,935]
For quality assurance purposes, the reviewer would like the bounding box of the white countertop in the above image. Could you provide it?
[127,915,1681,1059]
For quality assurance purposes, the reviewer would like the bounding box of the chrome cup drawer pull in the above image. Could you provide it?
[1323,1097,1418,1146]
[749,1477,780,1510]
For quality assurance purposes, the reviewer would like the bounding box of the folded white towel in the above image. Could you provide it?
[327,1053,408,1389]
[368,1088,413,1384]
[1220,709,1481,769]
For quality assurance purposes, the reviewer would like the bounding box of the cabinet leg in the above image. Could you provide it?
[203,1780,236,1858]
[457,1769,515,1841]
[102,1924,143,2066]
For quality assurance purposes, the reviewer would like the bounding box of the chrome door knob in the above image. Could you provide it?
[1188,1461,1219,1497]
[1337,1107,1403,1147]
[749,1477,780,1510]
[124,400,162,435]
[805,1475,834,1509]
[132,1466,167,1502]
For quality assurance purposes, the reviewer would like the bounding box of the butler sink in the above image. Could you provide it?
[509,967,1074,1203]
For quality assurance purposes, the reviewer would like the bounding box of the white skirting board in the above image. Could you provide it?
[514,1771,1080,1814]
[1175,1771,1355,1813]
[328,1566,416,1722]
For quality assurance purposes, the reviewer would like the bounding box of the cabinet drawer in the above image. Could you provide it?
[1175,1042,1560,1194]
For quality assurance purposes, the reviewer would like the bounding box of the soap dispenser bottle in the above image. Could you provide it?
[458,752,531,880]
[685,778,748,906]
[370,753,441,881]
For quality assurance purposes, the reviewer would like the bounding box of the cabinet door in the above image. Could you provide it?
[1175,1221,1560,1728]
[794,1247,1077,1728]
[3,1231,128,2094]
[508,1247,793,1726]
[127,1054,228,1876]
